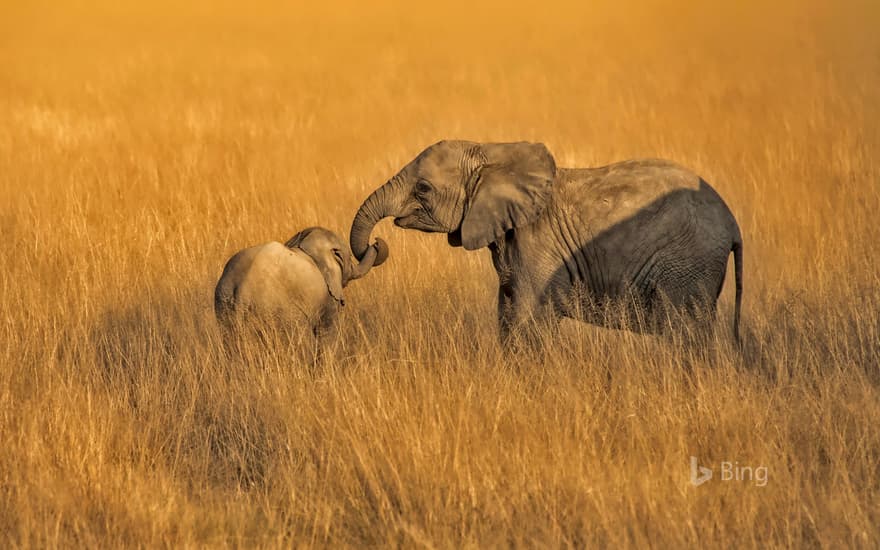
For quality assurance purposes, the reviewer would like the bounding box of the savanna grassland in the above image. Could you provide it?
[1,0,879,547]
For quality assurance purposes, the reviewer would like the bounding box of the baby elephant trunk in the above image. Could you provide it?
[349,238,389,281]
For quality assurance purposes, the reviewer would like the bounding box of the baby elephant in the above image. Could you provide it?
[214,227,388,345]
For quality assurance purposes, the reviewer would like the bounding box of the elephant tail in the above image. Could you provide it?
[732,238,743,342]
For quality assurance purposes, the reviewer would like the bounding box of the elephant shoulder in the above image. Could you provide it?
[246,242,298,273]
[264,245,329,304]
[252,243,319,282]
[252,244,329,309]
[227,243,301,288]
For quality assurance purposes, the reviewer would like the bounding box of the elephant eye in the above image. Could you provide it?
[415,180,433,196]
[332,249,345,265]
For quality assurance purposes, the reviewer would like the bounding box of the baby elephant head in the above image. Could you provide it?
[286,227,388,305]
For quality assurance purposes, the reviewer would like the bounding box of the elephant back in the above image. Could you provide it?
[215,242,327,326]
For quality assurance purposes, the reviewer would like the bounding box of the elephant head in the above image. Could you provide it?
[350,140,556,259]
[286,227,388,304]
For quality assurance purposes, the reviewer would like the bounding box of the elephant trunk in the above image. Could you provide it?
[349,238,388,281]
[350,177,406,261]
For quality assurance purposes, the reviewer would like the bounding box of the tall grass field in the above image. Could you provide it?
[1,0,878,546]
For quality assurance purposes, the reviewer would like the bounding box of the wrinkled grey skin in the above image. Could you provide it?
[215,227,388,342]
[350,140,743,346]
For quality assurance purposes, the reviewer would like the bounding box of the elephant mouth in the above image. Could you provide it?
[394,215,439,233]
[447,228,463,247]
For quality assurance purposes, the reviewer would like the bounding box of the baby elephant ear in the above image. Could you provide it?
[320,247,347,306]
[460,142,556,250]
[322,264,345,306]
[289,229,346,306]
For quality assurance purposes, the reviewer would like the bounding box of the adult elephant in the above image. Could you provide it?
[350,140,743,346]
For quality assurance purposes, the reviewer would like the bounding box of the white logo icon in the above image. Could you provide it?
[690,456,713,486]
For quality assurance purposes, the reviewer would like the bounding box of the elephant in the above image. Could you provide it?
[215,227,388,348]
[349,140,743,347]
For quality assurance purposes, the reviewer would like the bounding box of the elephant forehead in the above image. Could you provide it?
[415,142,462,168]
[416,151,461,179]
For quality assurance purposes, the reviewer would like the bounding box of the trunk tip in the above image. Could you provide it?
[373,238,389,266]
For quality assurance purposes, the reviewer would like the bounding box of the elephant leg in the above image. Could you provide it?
[497,285,559,359]
[311,306,340,367]
[311,326,329,367]
[498,286,516,347]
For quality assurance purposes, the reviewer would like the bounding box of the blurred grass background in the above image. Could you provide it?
[0,0,878,546]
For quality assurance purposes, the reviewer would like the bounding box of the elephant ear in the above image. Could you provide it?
[319,258,345,306]
[286,228,346,305]
[459,142,556,250]
[285,227,315,249]
[308,248,345,306]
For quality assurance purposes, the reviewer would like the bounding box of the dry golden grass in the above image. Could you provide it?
[1,0,879,547]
